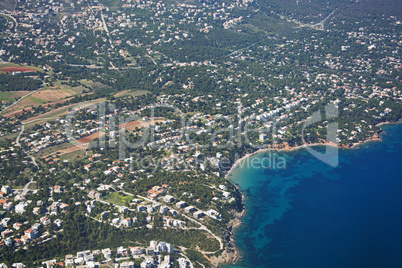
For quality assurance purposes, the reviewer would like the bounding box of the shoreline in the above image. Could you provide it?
[220,120,400,267]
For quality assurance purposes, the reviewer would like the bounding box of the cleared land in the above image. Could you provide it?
[76,131,105,143]
[39,132,103,160]
[21,98,106,125]
[120,118,165,131]
[45,145,86,160]
[0,91,30,101]
[113,89,149,98]
[0,66,39,73]
[103,192,133,206]
[1,82,87,117]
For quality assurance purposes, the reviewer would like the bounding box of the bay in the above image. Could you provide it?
[225,124,402,268]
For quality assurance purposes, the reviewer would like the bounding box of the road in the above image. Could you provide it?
[0,11,18,32]
[310,8,338,30]
[15,123,24,147]
[134,194,224,254]
[97,190,224,253]
[1,88,41,113]
[20,178,36,196]
[15,121,39,168]
[13,178,37,196]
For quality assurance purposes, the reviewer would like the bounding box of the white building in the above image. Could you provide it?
[163,195,175,203]
[120,261,134,268]
[15,202,28,214]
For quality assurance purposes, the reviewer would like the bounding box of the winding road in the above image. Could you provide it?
[134,194,224,254]
[0,11,18,32]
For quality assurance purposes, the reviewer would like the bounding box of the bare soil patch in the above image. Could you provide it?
[120,118,165,131]
[76,131,105,143]
[0,66,38,73]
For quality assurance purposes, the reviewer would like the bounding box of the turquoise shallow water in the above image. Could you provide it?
[225,124,402,268]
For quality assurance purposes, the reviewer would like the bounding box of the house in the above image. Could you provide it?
[1,186,11,194]
[193,211,205,219]
[65,254,74,266]
[117,246,128,256]
[163,195,175,203]
[21,235,30,245]
[157,242,174,253]
[160,255,171,268]
[84,253,94,262]
[121,218,131,227]
[14,238,21,247]
[130,246,143,255]
[40,217,51,226]
[24,228,38,240]
[4,237,12,247]
[49,202,59,214]
[42,260,56,268]
[184,206,196,213]
[146,205,155,214]
[118,206,128,213]
[54,185,62,193]
[120,261,134,268]
[88,190,102,199]
[140,256,155,268]
[206,209,221,220]
[219,185,227,190]
[74,257,84,265]
[86,261,100,268]
[177,258,190,268]
[101,248,112,259]
[87,204,96,213]
[15,202,28,214]
[0,199,8,207]
[176,201,186,209]
[3,202,13,211]
[137,205,147,212]
[12,223,22,230]
[145,247,154,255]
[54,219,63,228]
[77,250,92,262]
[32,223,42,230]
[1,229,13,238]
[159,206,168,214]
[11,263,25,268]
[33,207,40,215]
[222,191,231,198]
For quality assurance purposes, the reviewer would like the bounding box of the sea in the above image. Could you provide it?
[224,123,402,268]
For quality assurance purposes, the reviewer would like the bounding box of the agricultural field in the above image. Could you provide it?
[0,62,42,73]
[1,83,87,118]
[0,91,30,102]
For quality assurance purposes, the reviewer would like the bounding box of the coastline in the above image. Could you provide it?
[219,120,400,267]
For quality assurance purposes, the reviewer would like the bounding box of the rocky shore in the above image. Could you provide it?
[208,207,246,267]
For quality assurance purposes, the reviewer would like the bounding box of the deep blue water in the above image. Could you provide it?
[225,124,402,268]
